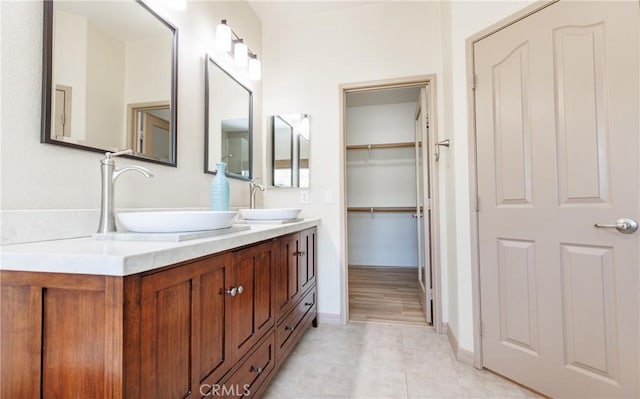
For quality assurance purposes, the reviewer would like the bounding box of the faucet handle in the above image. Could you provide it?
[105,149,133,160]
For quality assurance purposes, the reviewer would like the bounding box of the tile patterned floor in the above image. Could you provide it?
[263,322,541,399]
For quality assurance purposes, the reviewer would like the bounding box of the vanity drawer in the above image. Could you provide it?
[215,332,276,399]
[275,286,316,360]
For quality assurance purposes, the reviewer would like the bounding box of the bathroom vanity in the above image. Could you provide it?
[0,221,318,398]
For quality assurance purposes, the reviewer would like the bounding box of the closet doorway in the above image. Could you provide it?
[341,77,441,330]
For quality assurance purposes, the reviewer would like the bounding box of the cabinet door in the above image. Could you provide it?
[299,228,317,292]
[274,233,301,320]
[198,254,234,388]
[230,241,275,362]
[139,254,233,399]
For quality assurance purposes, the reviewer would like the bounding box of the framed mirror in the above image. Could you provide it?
[204,56,253,180]
[272,115,293,187]
[269,113,310,188]
[41,0,178,166]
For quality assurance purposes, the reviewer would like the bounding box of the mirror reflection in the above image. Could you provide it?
[272,116,293,187]
[270,114,310,188]
[205,56,253,180]
[298,135,310,188]
[42,0,177,165]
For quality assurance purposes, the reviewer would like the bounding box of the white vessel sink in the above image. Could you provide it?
[239,208,302,221]
[116,210,238,233]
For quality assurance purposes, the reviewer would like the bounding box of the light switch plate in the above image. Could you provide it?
[300,191,309,204]
[324,190,334,204]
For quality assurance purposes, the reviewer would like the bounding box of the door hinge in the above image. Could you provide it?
[478,322,483,337]
[427,288,433,301]
[425,198,431,210]
[474,195,479,212]
[472,74,477,90]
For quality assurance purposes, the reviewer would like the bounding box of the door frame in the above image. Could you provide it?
[339,75,444,333]
[467,0,563,369]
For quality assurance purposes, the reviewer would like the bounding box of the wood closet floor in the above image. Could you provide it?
[348,265,427,326]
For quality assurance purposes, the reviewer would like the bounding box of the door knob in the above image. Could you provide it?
[594,218,638,234]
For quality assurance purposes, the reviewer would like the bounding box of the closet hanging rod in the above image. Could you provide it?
[346,142,421,150]
[347,207,423,213]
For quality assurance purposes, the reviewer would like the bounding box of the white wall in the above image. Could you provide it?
[261,1,446,320]
[0,1,263,241]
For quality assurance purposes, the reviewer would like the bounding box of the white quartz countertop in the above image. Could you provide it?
[0,219,320,276]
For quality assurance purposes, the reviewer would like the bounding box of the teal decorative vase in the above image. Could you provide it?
[211,162,230,211]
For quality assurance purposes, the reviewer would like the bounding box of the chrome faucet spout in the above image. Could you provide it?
[97,150,154,234]
[113,166,154,181]
[249,178,265,209]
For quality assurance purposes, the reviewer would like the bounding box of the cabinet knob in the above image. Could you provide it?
[224,287,238,297]
[250,366,263,374]
[237,285,244,295]
[284,325,294,331]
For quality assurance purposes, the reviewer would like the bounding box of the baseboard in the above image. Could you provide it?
[317,312,343,325]
[446,323,475,366]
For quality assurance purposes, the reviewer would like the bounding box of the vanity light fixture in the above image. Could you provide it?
[215,19,261,80]
[215,20,232,52]
[248,54,261,80]
[234,39,249,67]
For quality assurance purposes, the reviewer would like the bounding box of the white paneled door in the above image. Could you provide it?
[475,1,638,397]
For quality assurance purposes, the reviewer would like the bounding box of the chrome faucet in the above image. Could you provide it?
[249,178,265,209]
[97,149,154,233]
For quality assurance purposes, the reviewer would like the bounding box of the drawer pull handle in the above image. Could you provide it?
[284,326,294,331]
[224,287,238,296]
[293,251,307,257]
[250,366,263,374]
[304,302,313,307]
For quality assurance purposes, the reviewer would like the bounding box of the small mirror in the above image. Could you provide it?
[270,114,310,188]
[205,56,253,180]
[41,0,178,166]
[272,116,293,187]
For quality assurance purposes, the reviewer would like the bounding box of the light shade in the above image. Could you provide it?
[234,41,248,67]
[215,21,231,52]
[248,56,261,80]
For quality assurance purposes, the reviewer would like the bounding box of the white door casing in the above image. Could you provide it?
[474,1,639,398]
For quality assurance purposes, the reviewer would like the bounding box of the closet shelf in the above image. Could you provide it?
[347,206,423,213]
[346,142,421,150]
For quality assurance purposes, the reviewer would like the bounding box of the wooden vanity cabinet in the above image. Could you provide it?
[228,241,275,363]
[0,227,317,399]
[274,228,317,320]
[127,253,235,399]
[130,240,275,399]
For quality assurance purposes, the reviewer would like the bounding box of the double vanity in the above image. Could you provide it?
[1,219,319,398]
